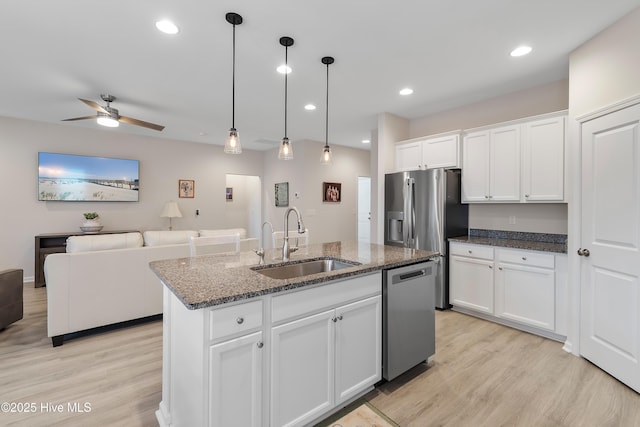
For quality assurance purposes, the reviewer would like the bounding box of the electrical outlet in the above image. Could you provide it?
[509,216,516,225]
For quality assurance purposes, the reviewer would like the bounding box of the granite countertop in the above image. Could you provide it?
[150,241,438,310]
[449,229,568,254]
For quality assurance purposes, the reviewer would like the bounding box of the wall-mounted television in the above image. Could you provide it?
[38,152,140,201]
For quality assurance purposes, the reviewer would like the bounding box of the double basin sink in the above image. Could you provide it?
[251,257,361,280]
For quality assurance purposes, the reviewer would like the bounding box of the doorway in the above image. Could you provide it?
[225,174,262,239]
[358,176,371,243]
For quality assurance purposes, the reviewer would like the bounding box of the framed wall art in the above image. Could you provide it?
[179,179,195,198]
[226,187,233,201]
[323,182,341,203]
[275,182,289,207]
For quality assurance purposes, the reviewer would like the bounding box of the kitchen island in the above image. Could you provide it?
[150,241,436,427]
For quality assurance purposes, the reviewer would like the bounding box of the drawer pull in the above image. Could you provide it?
[337,314,343,321]
[522,257,527,261]
[257,341,264,349]
[236,317,244,325]
[468,250,472,254]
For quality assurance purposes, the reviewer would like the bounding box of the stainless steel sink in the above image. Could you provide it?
[251,257,360,280]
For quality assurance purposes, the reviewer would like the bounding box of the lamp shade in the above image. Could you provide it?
[160,201,182,218]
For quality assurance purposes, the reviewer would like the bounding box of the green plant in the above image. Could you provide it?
[83,212,99,220]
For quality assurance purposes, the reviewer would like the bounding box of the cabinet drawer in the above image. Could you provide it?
[272,272,381,324]
[450,243,494,260]
[210,300,263,341]
[496,248,554,269]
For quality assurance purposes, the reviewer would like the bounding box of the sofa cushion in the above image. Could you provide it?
[66,232,143,253]
[199,228,247,239]
[143,230,198,246]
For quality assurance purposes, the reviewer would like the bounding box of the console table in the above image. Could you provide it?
[34,230,138,288]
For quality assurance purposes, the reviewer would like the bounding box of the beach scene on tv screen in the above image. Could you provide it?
[38,152,139,201]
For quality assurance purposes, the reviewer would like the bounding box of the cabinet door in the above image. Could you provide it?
[490,125,521,201]
[209,331,263,427]
[271,310,334,427]
[495,263,555,331]
[522,116,565,201]
[395,141,422,171]
[462,131,490,202]
[449,255,494,313]
[335,296,381,405]
[422,134,460,169]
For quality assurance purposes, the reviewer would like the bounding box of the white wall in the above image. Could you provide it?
[224,174,261,239]
[262,140,370,245]
[0,116,263,280]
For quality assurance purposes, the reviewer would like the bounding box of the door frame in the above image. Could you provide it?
[570,93,640,357]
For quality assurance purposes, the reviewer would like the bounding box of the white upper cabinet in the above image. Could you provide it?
[395,132,461,172]
[462,111,566,203]
[522,116,565,201]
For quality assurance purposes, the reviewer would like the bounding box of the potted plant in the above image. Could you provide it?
[81,212,102,232]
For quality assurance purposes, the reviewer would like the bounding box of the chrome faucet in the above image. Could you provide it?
[282,207,305,262]
[255,221,274,265]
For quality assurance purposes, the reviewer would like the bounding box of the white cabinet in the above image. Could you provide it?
[449,242,565,339]
[270,272,381,427]
[522,116,565,201]
[495,248,555,331]
[395,132,460,171]
[462,125,520,202]
[449,243,495,313]
[462,111,566,203]
[209,331,263,427]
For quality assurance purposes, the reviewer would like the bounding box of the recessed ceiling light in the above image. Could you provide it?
[304,104,316,111]
[277,65,292,74]
[399,88,413,96]
[510,45,532,57]
[362,139,370,144]
[155,20,179,35]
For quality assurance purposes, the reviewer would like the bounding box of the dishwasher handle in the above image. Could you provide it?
[391,266,432,284]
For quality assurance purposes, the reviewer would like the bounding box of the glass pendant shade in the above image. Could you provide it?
[320,145,332,164]
[278,137,293,160]
[224,128,241,154]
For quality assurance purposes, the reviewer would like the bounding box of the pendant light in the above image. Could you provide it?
[320,56,335,165]
[224,12,243,154]
[278,36,294,160]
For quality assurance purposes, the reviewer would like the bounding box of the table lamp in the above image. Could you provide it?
[160,201,182,231]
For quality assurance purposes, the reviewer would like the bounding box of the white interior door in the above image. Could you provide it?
[357,176,371,243]
[580,102,640,393]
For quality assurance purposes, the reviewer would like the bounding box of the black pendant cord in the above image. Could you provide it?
[284,45,288,138]
[231,22,236,129]
[325,62,329,148]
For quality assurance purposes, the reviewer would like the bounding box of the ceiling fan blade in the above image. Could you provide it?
[79,98,109,114]
[62,115,98,122]
[119,115,165,131]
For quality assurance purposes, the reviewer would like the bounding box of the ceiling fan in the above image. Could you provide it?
[62,94,165,131]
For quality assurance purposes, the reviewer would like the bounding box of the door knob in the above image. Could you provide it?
[577,248,591,257]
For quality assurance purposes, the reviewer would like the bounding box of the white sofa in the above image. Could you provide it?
[44,229,253,346]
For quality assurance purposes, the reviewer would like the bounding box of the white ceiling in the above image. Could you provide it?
[2,0,639,151]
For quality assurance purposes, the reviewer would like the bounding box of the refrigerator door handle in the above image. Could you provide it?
[403,177,415,247]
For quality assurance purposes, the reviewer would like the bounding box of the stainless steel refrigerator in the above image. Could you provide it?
[384,168,468,309]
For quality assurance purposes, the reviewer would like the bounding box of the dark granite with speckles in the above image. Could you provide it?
[449,229,567,254]
[150,241,438,310]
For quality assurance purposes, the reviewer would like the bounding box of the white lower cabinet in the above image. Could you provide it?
[209,331,263,427]
[449,242,565,339]
[271,289,382,427]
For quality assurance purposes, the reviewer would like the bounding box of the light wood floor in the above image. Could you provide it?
[2,285,639,426]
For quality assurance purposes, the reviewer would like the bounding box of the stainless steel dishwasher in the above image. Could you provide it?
[383,261,435,381]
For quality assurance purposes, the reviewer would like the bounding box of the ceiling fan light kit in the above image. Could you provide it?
[278,36,295,160]
[224,12,243,154]
[320,56,334,165]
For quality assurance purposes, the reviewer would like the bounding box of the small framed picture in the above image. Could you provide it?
[179,179,195,198]
[323,182,341,203]
[226,187,233,201]
[275,182,289,207]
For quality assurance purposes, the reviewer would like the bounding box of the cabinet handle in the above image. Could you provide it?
[499,267,503,270]
[484,195,489,199]
[468,250,472,254]
[522,257,527,261]
[337,314,343,321]
[489,265,493,269]
[525,194,530,198]
[236,317,244,325]
[257,341,263,349]
[332,317,338,323]
[577,248,591,257]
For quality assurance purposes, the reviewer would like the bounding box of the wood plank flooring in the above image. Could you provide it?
[1,284,639,426]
